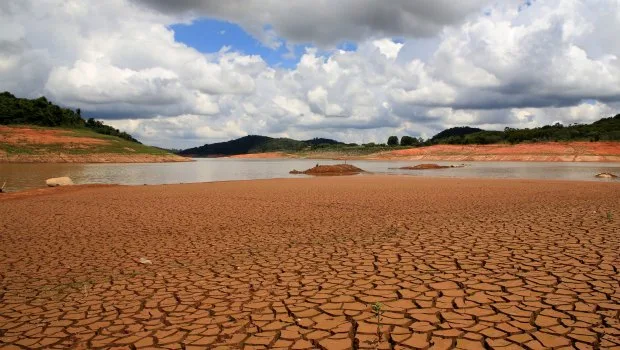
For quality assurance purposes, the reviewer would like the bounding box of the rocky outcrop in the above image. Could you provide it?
[46,177,74,187]
[290,164,365,176]
[595,172,618,178]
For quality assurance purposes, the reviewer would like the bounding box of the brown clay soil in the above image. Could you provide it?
[372,142,620,162]
[0,176,619,349]
[232,142,620,162]
[0,126,189,163]
[290,164,365,176]
[0,126,109,145]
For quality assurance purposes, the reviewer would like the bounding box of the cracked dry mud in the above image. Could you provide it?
[0,176,619,349]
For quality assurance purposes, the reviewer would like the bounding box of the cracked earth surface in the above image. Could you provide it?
[0,176,619,349]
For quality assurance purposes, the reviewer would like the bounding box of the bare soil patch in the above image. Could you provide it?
[0,177,619,349]
[290,163,365,175]
[0,125,109,145]
[374,141,620,162]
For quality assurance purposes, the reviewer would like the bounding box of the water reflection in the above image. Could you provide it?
[0,159,618,192]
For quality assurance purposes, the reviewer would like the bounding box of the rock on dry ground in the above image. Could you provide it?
[0,176,619,349]
[45,177,73,187]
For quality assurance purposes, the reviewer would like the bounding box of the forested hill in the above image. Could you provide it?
[429,115,620,145]
[0,91,139,143]
[180,136,343,157]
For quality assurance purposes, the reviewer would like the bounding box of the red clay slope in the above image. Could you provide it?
[372,142,620,162]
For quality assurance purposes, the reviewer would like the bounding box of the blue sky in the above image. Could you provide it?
[171,19,302,68]
[171,19,358,69]
[4,0,616,148]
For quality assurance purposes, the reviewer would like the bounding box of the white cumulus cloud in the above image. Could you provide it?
[0,0,618,148]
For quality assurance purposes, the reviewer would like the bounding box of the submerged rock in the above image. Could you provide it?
[595,172,618,178]
[45,177,74,187]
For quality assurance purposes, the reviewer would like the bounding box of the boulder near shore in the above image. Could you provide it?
[290,164,365,176]
[45,177,74,187]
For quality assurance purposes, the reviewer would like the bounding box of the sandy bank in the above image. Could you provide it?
[1,176,619,348]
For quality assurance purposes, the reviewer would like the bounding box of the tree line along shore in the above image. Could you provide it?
[1,91,619,162]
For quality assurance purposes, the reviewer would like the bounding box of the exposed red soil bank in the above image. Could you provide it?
[0,125,189,163]
[230,142,620,162]
[290,163,365,175]
[1,176,619,348]
[0,125,107,145]
[374,142,620,162]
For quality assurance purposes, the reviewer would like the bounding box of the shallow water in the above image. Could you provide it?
[0,158,619,192]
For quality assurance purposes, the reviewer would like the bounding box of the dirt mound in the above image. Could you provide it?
[290,164,365,176]
[398,163,461,170]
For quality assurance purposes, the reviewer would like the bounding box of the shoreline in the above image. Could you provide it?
[221,141,620,162]
[2,174,618,198]
[224,152,620,162]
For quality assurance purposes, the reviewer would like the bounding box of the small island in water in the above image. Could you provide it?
[290,164,366,176]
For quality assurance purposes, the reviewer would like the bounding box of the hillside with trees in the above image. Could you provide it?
[428,115,620,145]
[0,91,188,163]
[0,91,139,143]
[182,114,619,157]
[180,135,344,157]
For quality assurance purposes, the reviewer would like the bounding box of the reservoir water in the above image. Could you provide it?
[1,159,619,192]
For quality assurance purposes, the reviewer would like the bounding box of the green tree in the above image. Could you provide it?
[387,136,399,146]
[400,136,418,146]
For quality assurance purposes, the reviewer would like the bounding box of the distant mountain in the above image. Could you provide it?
[179,135,344,157]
